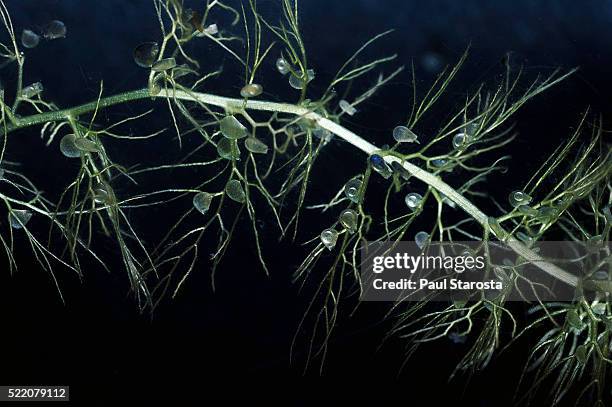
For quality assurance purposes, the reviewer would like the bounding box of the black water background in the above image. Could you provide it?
[1,1,611,405]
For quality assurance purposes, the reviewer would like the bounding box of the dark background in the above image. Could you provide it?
[1,0,611,406]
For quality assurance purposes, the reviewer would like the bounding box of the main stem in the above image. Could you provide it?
[5,88,579,287]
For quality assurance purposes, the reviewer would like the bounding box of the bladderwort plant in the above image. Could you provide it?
[1,0,610,404]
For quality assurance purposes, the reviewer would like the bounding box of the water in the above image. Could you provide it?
[1,1,610,405]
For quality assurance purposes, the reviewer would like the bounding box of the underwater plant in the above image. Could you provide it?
[0,0,610,405]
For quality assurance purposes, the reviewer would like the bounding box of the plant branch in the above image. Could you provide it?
[3,88,579,287]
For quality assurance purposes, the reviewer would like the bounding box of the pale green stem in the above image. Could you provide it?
[4,88,579,287]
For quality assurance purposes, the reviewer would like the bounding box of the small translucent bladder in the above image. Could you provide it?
[320,228,338,250]
[441,193,456,208]
[339,209,358,233]
[369,154,392,178]
[289,69,315,90]
[448,332,467,344]
[172,65,196,80]
[220,115,247,139]
[516,231,534,246]
[217,138,240,160]
[344,179,362,203]
[487,217,506,237]
[276,57,290,75]
[74,137,101,153]
[149,73,165,96]
[404,192,423,210]
[393,126,419,143]
[586,234,604,252]
[9,209,32,229]
[431,158,447,168]
[452,132,467,149]
[537,206,557,222]
[509,191,532,208]
[59,134,81,158]
[390,161,411,181]
[593,270,609,280]
[21,29,40,49]
[312,126,333,142]
[339,100,357,116]
[21,82,43,98]
[415,231,429,250]
[93,183,113,205]
[193,192,213,214]
[240,83,263,98]
[133,42,159,68]
[464,122,479,138]
[244,137,269,154]
[288,74,301,89]
[225,180,246,203]
[151,58,177,72]
[566,309,583,330]
[517,205,538,217]
[592,303,606,316]
[42,20,67,39]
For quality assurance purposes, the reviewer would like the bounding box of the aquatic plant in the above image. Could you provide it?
[0,1,609,404]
